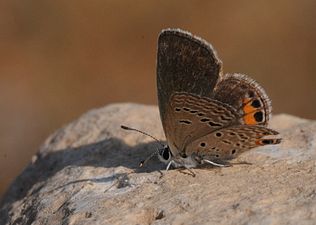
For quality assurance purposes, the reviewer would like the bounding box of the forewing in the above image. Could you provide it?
[157,29,222,134]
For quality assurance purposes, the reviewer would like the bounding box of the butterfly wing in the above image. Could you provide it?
[156,28,280,163]
[157,29,222,136]
[164,93,240,155]
[214,73,272,126]
[164,92,280,158]
[181,74,277,160]
[185,125,281,162]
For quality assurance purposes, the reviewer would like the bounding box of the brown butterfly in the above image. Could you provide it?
[155,28,281,170]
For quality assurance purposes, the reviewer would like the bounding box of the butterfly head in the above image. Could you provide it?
[158,145,201,169]
[157,145,172,164]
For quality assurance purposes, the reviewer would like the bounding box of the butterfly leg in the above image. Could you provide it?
[184,167,196,177]
[165,160,196,177]
[156,169,164,179]
[176,167,196,177]
[166,160,174,171]
[202,159,229,167]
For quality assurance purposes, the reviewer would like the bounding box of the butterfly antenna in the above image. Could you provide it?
[120,125,165,167]
[120,125,164,147]
[139,148,159,167]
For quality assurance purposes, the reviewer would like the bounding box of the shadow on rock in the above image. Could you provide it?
[0,137,164,224]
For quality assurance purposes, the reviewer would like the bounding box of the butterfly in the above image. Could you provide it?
[154,28,281,170]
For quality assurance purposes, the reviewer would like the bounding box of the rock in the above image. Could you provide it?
[1,104,316,225]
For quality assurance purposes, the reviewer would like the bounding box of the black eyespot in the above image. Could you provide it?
[183,107,190,111]
[190,110,197,113]
[200,142,206,147]
[211,147,216,150]
[232,149,236,154]
[229,132,236,136]
[251,99,261,108]
[254,111,264,122]
[215,154,220,158]
[175,108,181,112]
[200,118,210,122]
[198,113,205,116]
[236,143,241,147]
[262,139,274,145]
[215,132,222,137]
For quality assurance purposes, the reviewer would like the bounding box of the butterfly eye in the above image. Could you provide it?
[159,147,172,161]
[162,149,170,160]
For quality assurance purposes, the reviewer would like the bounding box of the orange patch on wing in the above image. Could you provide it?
[255,139,264,146]
[242,98,258,125]
[243,98,257,113]
[243,113,258,125]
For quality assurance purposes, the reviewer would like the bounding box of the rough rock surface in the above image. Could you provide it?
[1,103,316,225]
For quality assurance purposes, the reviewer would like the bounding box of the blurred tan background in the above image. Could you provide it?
[0,1,315,197]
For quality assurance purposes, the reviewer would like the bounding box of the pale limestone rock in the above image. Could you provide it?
[1,104,316,225]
